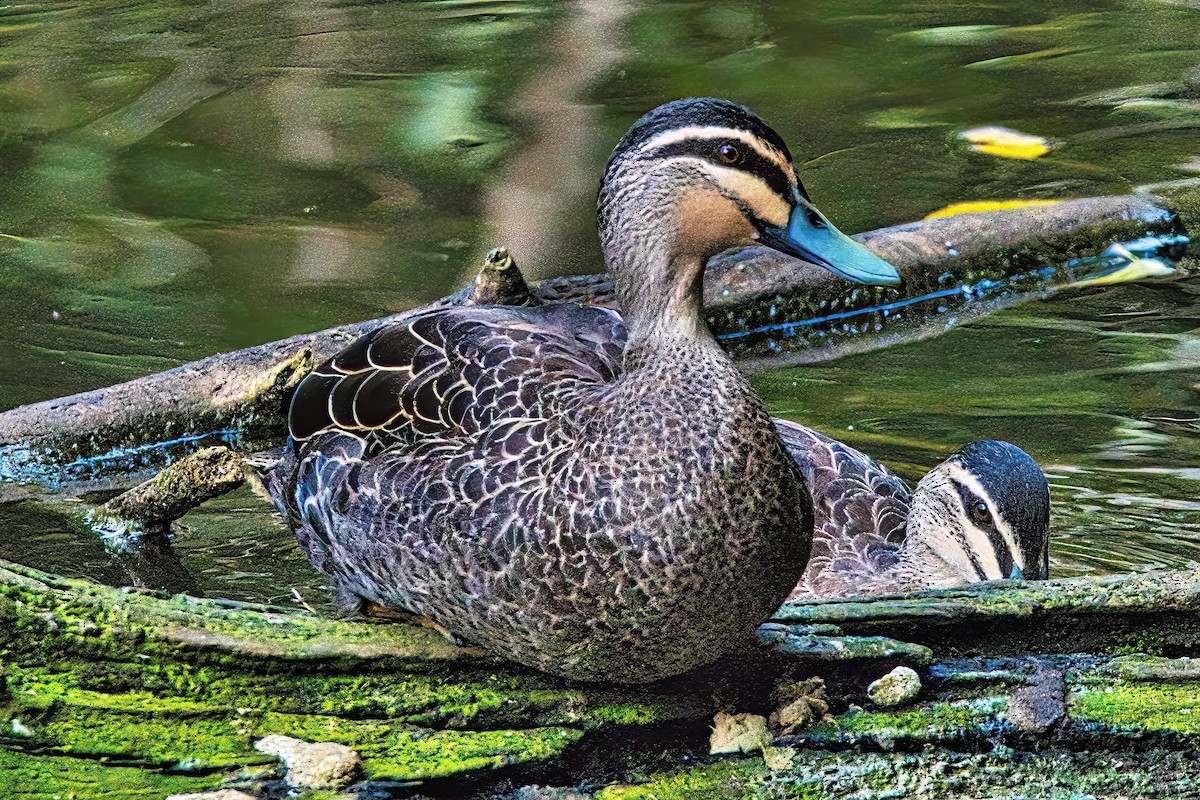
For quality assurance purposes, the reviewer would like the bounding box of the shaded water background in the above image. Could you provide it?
[0,0,1198,604]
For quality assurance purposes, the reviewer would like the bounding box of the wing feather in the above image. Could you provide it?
[774,419,914,596]
[287,304,626,452]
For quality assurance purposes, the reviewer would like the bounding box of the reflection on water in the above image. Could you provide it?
[0,0,1198,600]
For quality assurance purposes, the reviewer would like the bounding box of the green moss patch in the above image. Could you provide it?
[1072,683,1200,735]
[0,744,217,799]
[596,758,824,800]
[802,699,1002,744]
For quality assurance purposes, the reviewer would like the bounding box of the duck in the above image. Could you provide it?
[271,97,902,684]
[777,421,1050,601]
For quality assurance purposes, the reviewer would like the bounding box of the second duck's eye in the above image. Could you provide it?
[970,501,992,524]
[717,143,741,164]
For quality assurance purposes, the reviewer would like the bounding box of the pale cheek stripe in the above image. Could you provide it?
[637,125,795,180]
[665,157,791,229]
[945,462,1022,576]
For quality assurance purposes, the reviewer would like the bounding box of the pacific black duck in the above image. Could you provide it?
[778,421,1050,600]
[271,98,901,683]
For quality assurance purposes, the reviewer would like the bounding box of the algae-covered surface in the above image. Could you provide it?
[0,558,711,796]
[6,559,1200,798]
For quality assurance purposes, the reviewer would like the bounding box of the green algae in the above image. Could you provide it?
[0,744,217,799]
[596,758,825,800]
[1072,683,1200,735]
[0,558,474,665]
[802,699,1002,745]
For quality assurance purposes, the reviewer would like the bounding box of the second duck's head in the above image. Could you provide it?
[907,440,1051,585]
[598,98,900,339]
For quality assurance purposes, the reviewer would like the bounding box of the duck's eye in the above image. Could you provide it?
[717,144,741,164]
[970,501,992,524]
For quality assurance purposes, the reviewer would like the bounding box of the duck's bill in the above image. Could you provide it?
[758,200,902,286]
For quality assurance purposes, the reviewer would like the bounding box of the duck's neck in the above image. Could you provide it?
[600,191,722,368]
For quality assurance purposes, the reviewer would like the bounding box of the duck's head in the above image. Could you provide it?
[598,98,900,339]
[907,440,1051,584]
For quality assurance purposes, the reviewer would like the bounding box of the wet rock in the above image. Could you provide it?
[509,786,590,800]
[166,792,257,800]
[1007,669,1067,733]
[709,711,771,754]
[867,666,922,708]
[254,734,363,790]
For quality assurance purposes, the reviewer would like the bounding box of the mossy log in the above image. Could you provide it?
[6,559,1200,798]
[0,191,1191,491]
[0,557,706,798]
[776,569,1200,656]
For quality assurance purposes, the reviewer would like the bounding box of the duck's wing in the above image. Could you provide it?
[773,419,913,598]
[287,302,627,449]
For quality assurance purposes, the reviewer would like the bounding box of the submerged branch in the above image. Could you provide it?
[0,191,1192,490]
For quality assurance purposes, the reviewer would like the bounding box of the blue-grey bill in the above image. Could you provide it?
[759,201,902,286]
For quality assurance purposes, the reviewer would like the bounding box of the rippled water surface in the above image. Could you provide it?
[0,0,1198,601]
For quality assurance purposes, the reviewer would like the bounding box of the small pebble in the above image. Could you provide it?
[867,666,922,708]
[254,734,362,790]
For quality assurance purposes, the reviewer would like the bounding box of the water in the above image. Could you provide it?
[0,0,1198,602]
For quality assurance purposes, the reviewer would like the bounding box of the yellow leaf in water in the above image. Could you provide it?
[924,199,1065,219]
[959,126,1054,159]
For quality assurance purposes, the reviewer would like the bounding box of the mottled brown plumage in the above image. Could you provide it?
[271,98,901,683]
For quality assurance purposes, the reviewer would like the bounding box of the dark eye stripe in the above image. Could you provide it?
[951,478,1013,578]
[650,139,793,201]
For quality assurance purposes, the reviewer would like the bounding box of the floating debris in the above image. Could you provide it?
[925,198,1065,219]
[709,712,771,755]
[959,126,1055,159]
[1069,233,1189,286]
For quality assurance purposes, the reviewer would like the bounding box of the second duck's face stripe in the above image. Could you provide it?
[944,462,1022,579]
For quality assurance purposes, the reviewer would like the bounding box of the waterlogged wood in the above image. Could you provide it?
[0,192,1187,490]
[5,560,1200,798]
[774,569,1200,655]
[0,557,702,794]
[99,446,246,530]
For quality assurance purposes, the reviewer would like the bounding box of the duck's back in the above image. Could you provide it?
[774,420,913,599]
[276,302,810,682]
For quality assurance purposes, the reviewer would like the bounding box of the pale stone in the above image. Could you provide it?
[867,666,922,708]
[254,734,363,790]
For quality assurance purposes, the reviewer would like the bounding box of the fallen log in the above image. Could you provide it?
[5,559,1200,798]
[0,191,1192,491]
[775,569,1200,656]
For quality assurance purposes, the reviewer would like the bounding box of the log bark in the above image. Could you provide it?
[5,559,1200,798]
[0,192,1191,492]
